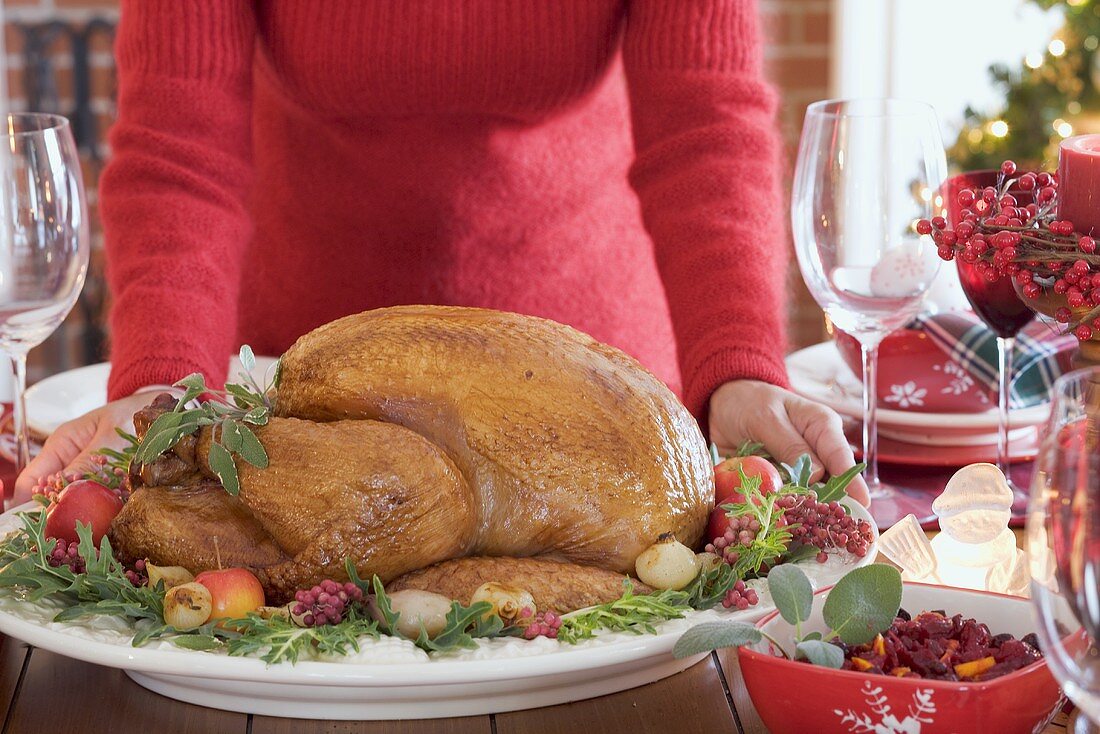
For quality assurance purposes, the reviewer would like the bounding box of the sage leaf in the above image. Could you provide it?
[672,621,762,658]
[226,383,263,410]
[795,639,844,668]
[221,420,244,452]
[236,424,269,468]
[242,407,269,426]
[135,412,185,462]
[767,564,813,626]
[802,631,822,641]
[239,345,256,374]
[208,441,240,496]
[171,634,223,651]
[822,565,902,645]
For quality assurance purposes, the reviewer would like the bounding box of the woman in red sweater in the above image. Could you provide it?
[16,0,868,504]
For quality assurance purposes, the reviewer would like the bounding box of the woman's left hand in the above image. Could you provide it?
[708,379,870,506]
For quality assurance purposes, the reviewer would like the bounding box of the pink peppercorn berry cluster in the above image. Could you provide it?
[722,579,759,611]
[703,514,763,566]
[521,609,562,639]
[47,537,87,574]
[34,456,131,506]
[781,496,875,562]
[125,559,147,587]
[918,160,1100,340]
[292,579,364,626]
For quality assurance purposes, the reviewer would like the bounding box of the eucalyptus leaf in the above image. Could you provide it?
[208,441,240,496]
[795,639,844,668]
[236,424,269,468]
[822,564,902,645]
[767,564,813,626]
[672,621,762,658]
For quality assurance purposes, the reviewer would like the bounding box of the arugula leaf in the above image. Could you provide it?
[815,463,866,505]
[415,601,502,652]
[557,581,694,643]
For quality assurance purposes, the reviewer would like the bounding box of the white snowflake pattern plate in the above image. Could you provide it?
[787,342,1049,435]
[0,500,876,719]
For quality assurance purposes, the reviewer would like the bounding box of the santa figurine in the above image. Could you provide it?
[879,463,1030,597]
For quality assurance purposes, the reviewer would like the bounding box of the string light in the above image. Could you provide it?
[1054,118,1074,138]
[1049,39,1067,57]
[990,120,1010,138]
[1025,52,1044,69]
[1086,36,1099,51]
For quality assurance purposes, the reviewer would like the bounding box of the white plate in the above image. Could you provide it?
[25,356,279,437]
[0,499,876,719]
[787,343,1050,433]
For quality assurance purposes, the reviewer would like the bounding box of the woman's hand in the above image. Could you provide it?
[13,392,154,504]
[709,379,870,506]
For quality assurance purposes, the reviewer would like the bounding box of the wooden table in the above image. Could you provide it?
[0,634,1073,733]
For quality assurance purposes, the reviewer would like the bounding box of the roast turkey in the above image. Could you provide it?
[109,306,713,609]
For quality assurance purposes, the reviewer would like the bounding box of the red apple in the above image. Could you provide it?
[714,455,782,506]
[44,480,124,545]
[707,504,733,543]
[195,568,266,622]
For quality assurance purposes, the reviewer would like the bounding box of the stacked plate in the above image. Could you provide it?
[787,342,1048,467]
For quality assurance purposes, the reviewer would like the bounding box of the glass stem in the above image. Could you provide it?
[996,336,1014,480]
[10,352,28,474]
[860,341,880,490]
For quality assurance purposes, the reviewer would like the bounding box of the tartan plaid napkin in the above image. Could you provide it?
[912,312,1075,408]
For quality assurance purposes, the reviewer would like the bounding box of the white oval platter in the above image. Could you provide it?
[0,499,876,719]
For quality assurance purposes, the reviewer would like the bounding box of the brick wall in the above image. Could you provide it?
[761,0,833,352]
[4,0,831,381]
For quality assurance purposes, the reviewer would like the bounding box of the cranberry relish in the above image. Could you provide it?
[832,610,1042,681]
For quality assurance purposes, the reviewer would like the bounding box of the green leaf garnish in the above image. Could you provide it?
[131,349,275,497]
[795,639,844,668]
[672,620,762,658]
[822,565,902,645]
[767,564,813,628]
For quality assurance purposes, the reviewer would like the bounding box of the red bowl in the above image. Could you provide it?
[739,582,1077,734]
[834,329,995,413]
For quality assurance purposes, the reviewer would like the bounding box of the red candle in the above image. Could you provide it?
[1058,134,1100,236]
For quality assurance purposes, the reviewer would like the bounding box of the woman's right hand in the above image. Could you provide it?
[13,392,155,504]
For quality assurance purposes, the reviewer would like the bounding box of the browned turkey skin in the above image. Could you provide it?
[109,306,713,611]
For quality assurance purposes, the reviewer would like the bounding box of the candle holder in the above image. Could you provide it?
[1013,282,1100,368]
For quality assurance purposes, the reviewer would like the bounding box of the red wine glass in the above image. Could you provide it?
[946,171,1034,505]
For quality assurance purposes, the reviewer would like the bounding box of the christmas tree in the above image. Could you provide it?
[952,0,1100,171]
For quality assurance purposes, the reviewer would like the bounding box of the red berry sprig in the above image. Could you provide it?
[919,160,1100,333]
[292,579,364,627]
[521,610,562,639]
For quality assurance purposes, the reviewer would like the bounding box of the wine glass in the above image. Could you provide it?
[792,99,947,527]
[0,113,89,478]
[1028,367,1100,731]
[947,171,1035,507]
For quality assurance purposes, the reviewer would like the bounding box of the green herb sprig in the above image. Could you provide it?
[557,581,695,644]
[133,346,278,496]
[672,564,903,669]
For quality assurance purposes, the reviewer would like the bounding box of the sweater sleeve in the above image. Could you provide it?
[100,0,256,400]
[622,0,789,427]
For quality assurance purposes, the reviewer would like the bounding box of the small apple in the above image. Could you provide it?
[194,568,265,623]
[707,504,733,543]
[44,480,124,545]
[714,455,782,506]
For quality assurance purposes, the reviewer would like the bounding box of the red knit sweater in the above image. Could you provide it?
[100,0,788,424]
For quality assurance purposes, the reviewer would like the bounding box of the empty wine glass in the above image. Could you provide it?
[792,99,947,527]
[0,113,89,479]
[1029,367,1100,731]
